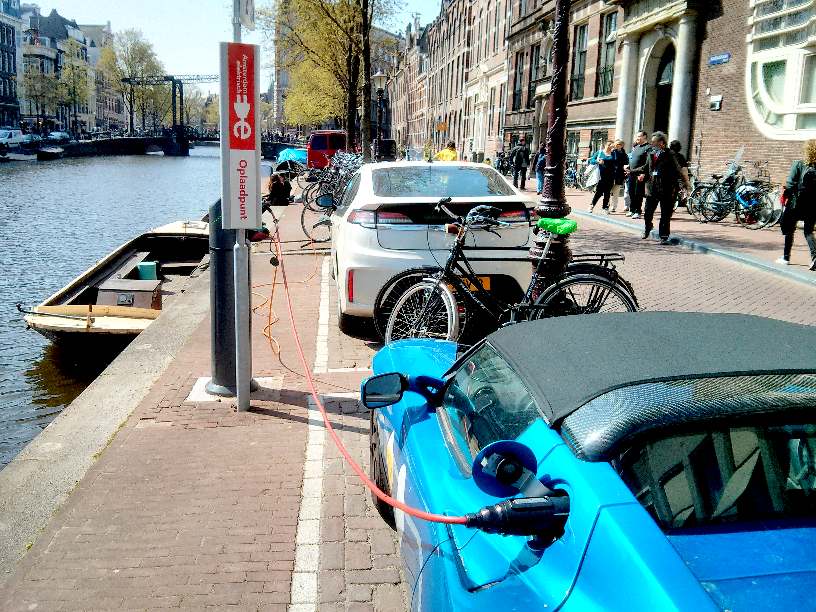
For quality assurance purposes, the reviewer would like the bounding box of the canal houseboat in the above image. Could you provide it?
[21,221,209,345]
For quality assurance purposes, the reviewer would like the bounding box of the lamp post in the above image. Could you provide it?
[529,0,573,295]
[372,70,386,161]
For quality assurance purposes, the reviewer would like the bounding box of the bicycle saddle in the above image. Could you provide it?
[710,173,723,179]
[537,217,578,235]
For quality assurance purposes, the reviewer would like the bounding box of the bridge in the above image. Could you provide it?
[120,74,219,156]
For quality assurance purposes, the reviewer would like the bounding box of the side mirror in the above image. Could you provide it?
[361,373,408,409]
[315,194,335,209]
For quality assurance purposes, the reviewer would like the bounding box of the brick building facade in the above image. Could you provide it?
[385,0,813,178]
[690,0,814,183]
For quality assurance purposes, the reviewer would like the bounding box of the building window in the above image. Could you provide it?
[570,24,587,101]
[590,129,608,155]
[596,12,617,97]
[489,86,496,135]
[512,51,524,110]
[494,2,500,52]
[566,130,580,157]
[527,44,540,108]
[746,0,816,138]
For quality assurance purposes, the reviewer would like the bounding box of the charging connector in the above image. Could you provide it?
[465,496,570,549]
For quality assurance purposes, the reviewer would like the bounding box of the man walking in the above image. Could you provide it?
[625,131,650,219]
[631,131,690,244]
[511,137,530,190]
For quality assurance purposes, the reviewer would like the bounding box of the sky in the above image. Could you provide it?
[33,0,441,94]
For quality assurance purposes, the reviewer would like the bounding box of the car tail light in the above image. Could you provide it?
[347,269,354,303]
[376,211,412,225]
[347,210,376,228]
[499,209,529,224]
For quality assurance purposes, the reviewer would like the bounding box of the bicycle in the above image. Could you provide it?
[376,201,639,344]
[299,152,362,242]
[695,159,776,229]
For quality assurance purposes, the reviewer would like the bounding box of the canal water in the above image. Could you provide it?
[0,147,264,466]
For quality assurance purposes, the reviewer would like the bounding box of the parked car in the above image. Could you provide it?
[329,161,533,331]
[307,129,346,169]
[46,131,71,143]
[362,312,816,611]
[18,134,43,151]
[0,128,24,146]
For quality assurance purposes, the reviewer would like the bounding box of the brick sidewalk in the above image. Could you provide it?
[2,190,815,611]
[563,188,815,272]
[0,207,406,611]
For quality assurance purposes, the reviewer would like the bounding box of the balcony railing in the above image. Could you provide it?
[595,65,614,97]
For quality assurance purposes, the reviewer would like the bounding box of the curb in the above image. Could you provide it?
[571,209,816,288]
[0,271,211,578]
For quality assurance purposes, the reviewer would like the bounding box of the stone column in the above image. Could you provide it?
[668,13,697,153]
[614,33,640,146]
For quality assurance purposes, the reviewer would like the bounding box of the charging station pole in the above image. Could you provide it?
[220,0,259,412]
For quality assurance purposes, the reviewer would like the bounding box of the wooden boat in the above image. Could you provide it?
[22,221,209,345]
[36,146,64,161]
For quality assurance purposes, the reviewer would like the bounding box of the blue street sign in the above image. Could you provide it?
[708,53,731,66]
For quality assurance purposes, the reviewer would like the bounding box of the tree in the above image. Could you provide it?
[21,62,59,131]
[58,39,91,137]
[97,29,162,134]
[283,59,344,126]
[261,0,401,157]
[202,94,219,131]
[183,87,206,130]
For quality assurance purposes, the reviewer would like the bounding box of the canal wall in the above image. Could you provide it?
[0,270,211,578]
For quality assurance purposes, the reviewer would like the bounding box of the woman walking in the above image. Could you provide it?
[588,141,616,214]
[609,139,628,213]
[778,139,816,270]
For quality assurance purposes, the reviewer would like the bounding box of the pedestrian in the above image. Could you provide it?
[625,130,650,219]
[669,139,691,210]
[434,140,458,161]
[264,172,292,211]
[631,131,690,244]
[511,137,530,190]
[609,139,628,213]
[778,139,816,270]
[588,141,616,214]
[531,143,546,194]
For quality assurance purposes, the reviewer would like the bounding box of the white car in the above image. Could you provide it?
[0,129,24,146]
[330,161,535,332]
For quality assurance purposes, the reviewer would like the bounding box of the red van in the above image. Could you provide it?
[307,130,347,168]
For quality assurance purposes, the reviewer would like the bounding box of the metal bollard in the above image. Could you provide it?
[206,199,238,396]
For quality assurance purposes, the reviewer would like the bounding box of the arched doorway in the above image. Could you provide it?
[640,39,676,136]
[654,46,675,134]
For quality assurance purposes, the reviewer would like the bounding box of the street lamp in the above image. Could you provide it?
[529,0,573,296]
[373,70,387,161]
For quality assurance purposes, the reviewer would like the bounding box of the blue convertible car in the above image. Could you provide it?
[362,312,816,611]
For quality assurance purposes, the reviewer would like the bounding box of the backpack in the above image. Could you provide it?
[799,164,816,204]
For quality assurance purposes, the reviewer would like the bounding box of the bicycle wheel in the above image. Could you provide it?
[701,187,730,223]
[385,281,460,344]
[687,184,710,221]
[373,268,441,340]
[531,273,638,318]
[300,205,331,243]
[735,192,775,230]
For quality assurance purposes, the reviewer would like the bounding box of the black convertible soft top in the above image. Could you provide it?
[487,312,816,424]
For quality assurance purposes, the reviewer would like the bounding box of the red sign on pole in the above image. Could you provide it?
[220,42,261,229]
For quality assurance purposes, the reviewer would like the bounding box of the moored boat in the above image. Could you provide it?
[21,221,209,346]
[36,146,64,161]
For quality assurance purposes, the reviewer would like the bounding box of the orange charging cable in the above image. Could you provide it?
[271,231,467,525]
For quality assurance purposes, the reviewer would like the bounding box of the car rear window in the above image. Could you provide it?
[372,166,515,197]
[0,131,8,138]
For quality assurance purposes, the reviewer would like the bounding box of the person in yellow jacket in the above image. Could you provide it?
[434,141,458,161]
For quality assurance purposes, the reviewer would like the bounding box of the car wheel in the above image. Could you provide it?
[369,410,396,530]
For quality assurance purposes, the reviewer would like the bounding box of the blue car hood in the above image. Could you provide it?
[669,525,816,610]
[372,339,457,378]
